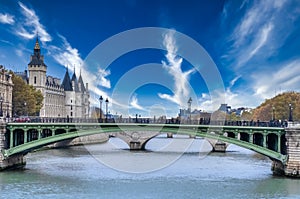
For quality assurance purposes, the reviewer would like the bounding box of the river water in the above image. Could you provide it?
[1,135,300,199]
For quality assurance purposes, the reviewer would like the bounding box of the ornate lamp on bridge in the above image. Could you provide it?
[99,95,103,123]
[0,96,3,117]
[105,98,109,122]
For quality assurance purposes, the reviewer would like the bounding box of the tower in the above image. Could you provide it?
[28,37,47,90]
[28,37,47,117]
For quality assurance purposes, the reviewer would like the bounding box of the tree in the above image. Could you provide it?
[241,111,252,121]
[12,74,43,116]
[252,92,300,121]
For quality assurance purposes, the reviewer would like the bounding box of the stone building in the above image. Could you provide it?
[0,65,13,118]
[25,38,90,118]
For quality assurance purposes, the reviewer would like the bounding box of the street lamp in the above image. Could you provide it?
[0,96,3,117]
[289,103,293,122]
[105,98,109,122]
[272,106,275,121]
[24,101,27,117]
[99,96,103,122]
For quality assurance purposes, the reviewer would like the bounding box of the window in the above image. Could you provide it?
[34,76,37,84]
[71,105,73,110]
[71,112,73,117]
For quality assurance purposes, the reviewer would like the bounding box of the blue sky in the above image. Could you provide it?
[0,0,300,117]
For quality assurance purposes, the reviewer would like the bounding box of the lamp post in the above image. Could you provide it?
[105,98,109,122]
[187,97,192,124]
[24,101,27,117]
[0,96,3,117]
[99,96,103,122]
[289,103,293,122]
[272,106,275,121]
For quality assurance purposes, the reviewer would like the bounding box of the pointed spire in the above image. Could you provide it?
[78,68,86,92]
[34,37,40,50]
[71,65,77,81]
[61,65,72,91]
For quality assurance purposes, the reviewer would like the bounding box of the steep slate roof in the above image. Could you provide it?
[28,38,47,67]
[78,74,86,92]
[71,72,80,92]
[61,69,73,91]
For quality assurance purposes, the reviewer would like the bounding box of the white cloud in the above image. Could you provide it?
[236,23,273,67]
[0,13,14,24]
[198,59,300,111]
[50,34,83,68]
[48,34,112,104]
[252,59,300,99]
[97,68,111,89]
[226,0,289,69]
[130,94,146,111]
[15,49,23,57]
[16,2,51,43]
[158,30,195,106]
[229,75,241,88]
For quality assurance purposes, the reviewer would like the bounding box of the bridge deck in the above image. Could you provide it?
[2,123,286,163]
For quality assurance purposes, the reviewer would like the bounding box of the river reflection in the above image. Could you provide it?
[0,136,300,199]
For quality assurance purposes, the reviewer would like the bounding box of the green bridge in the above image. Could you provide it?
[0,122,300,177]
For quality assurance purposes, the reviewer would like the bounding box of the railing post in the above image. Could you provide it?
[263,133,267,148]
[51,127,55,136]
[249,131,253,144]
[277,134,281,153]
[38,128,41,140]
[24,130,27,143]
[10,128,13,148]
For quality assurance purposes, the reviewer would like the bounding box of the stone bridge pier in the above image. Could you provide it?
[206,138,229,152]
[110,131,161,150]
[272,125,300,177]
[0,121,25,170]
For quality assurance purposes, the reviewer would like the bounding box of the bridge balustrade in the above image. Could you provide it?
[9,116,288,128]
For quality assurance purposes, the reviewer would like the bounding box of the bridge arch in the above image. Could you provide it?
[55,129,66,135]
[267,133,278,152]
[239,132,250,142]
[12,129,25,147]
[226,131,235,138]
[27,129,39,142]
[253,133,264,147]
[41,129,52,138]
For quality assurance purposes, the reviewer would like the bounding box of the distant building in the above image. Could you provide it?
[0,65,13,118]
[218,104,231,114]
[178,97,211,122]
[17,38,90,118]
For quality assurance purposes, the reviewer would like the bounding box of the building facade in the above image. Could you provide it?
[0,65,13,118]
[26,38,89,118]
